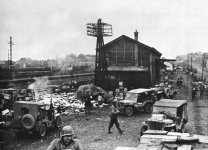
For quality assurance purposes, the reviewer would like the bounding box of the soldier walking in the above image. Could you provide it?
[108,102,124,134]
[199,84,205,99]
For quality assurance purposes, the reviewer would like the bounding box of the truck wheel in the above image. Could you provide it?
[140,126,148,136]
[55,116,62,128]
[38,123,47,137]
[125,106,134,116]
[21,114,35,130]
[144,103,152,113]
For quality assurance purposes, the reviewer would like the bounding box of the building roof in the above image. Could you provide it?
[103,35,162,56]
[107,66,148,72]
[158,59,176,62]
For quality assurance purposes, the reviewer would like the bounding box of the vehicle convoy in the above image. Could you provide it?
[115,88,157,116]
[12,100,62,137]
[140,99,188,136]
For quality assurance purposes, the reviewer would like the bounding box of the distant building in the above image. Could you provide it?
[0,60,7,69]
[74,56,95,67]
[164,62,174,71]
[15,58,32,68]
[98,31,162,90]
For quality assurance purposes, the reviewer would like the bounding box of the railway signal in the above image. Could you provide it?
[86,19,113,89]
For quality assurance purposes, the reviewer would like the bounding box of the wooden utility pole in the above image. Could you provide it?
[201,53,205,81]
[8,36,14,69]
[191,57,192,71]
[8,50,9,69]
[190,56,193,77]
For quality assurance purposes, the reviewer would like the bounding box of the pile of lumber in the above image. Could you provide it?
[114,130,208,150]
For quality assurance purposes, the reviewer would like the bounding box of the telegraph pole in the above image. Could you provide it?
[187,53,189,70]
[8,50,9,69]
[8,36,14,69]
[191,57,192,71]
[201,53,205,81]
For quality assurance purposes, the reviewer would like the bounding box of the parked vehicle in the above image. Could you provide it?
[140,99,188,136]
[150,87,164,100]
[48,85,62,93]
[152,82,177,100]
[115,88,156,116]
[0,88,18,110]
[0,88,36,109]
[17,88,35,101]
[12,101,62,137]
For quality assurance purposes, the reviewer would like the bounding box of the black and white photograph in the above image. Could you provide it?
[0,0,208,150]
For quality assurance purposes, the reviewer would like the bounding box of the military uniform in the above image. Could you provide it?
[47,138,81,150]
[108,104,124,134]
[47,125,82,150]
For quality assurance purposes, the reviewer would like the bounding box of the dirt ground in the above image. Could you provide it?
[2,71,208,150]
[3,106,150,150]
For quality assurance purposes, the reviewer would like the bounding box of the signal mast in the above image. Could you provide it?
[87,19,112,89]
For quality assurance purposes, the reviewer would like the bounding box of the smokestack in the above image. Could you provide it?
[134,30,138,41]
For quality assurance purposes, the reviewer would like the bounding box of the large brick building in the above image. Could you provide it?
[97,31,162,90]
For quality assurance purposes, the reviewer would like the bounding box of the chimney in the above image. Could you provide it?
[134,30,138,41]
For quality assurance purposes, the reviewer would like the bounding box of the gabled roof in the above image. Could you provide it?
[103,35,162,56]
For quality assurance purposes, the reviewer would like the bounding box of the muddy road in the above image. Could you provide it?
[3,107,150,150]
[174,72,208,135]
[2,71,208,150]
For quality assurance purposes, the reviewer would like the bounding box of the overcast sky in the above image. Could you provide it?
[1,0,208,61]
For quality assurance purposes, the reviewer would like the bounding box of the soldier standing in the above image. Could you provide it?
[180,76,183,87]
[84,90,92,113]
[192,85,197,99]
[177,78,180,88]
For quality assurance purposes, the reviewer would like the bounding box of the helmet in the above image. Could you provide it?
[61,125,74,136]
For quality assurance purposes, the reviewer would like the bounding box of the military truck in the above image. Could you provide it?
[140,99,188,136]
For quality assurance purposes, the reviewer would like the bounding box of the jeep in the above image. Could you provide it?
[140,99,188,136]
[116,88,157,116]
[13,101,62,137]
